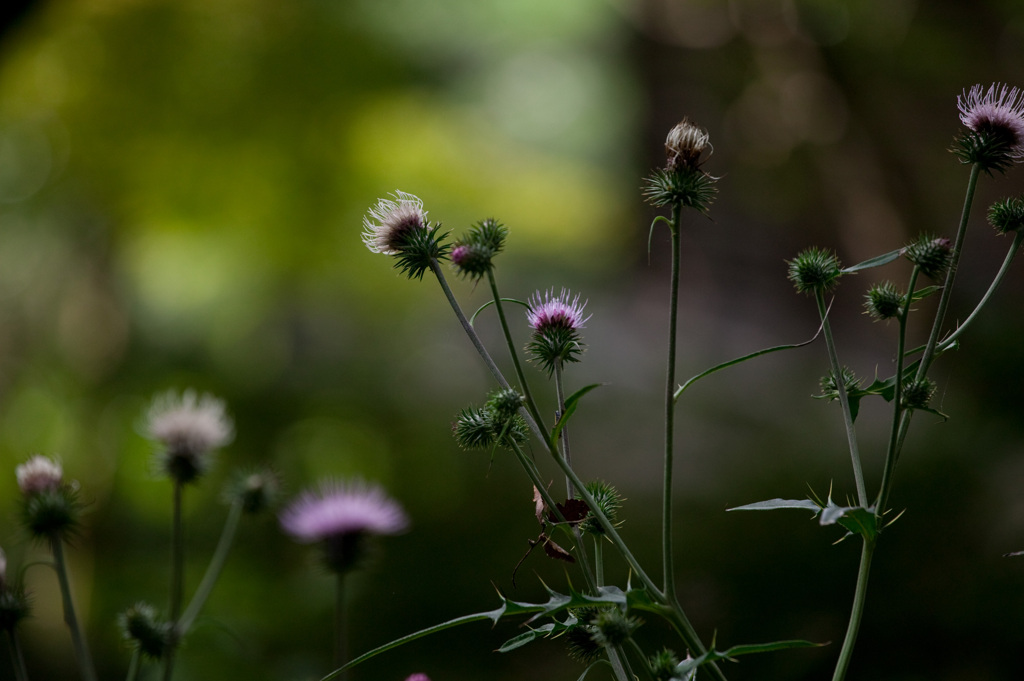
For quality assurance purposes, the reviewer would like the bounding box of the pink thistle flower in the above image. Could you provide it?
[526,288,590,333]
[958,83,1024,159]
[15,455,63,495]
[405,675,431,681]
[280,480,408,573]
[362,191,429,255]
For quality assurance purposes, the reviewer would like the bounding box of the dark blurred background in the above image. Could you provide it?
[1,1,1023,679]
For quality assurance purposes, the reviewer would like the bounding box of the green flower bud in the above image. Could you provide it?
[865,281,903,320]
[787,247,842,295]
[576,480,622,536]
[819,366,861,401]
[223,468,280,514]
[902,377,936,410]
[988,196,1024,235]
[118,602,173,659]
[564,609,602,664]
[904,235,952,279]
[649,648,682,681]
[590,608,641,648]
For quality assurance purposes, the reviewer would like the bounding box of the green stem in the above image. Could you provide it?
[163,481,185,681]
[554,361,574,499]
[50,535,97,681]
[486,269,548,434]
[830,538,876,681]
[663,205,682,601]
[124,650,141,681]
[6,629,30,681]
[814,290,867,507]
[336,572,348,677]
[594,536,605,587]
[938,229,1024,353]
[177,501,243,635]
[914,162,981,382]
[874,267,919,516]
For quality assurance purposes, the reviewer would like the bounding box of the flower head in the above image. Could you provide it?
[405,675,431,681]
[526,288,590,374]
[16,455,63,495]
[362,191,430,255]
[786,247,843,295]
[955,83,1024,172]
[146,390,233,484]
[665,118,710,170]
[988,196,1024,235]
[0,547,6,586]
[451,218,507,280]
[362,191,448,280]
[118,602,172,659]
[280,480,408,573]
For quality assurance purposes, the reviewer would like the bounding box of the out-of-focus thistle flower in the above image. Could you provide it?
[451,218,507,280]
[0,547,30,633]
[146,390,233,485]
[988,196,1024,234]
[819,366,861,402]
[955,83,1024,173]
[902,377,936,410]
[526,288,590,374]
[280,480,408,574]
[787,247,843,295]
[362,191,449,280]
[223,468,280,514]
[589,608,641,648]
[649,648,682,681]
[118,602,172,660]
[16,455,63,495]
[405,675,431,681]
[16,455,81,539]
[864,281,903,321]
[644,118,718,213]
[903,235,952,279]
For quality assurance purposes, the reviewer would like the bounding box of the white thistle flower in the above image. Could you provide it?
[15,455,63,495]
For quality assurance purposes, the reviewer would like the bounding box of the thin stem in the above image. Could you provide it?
[663,205,682,601]
[124,650,141,681]
[486,269,548,434]
[593,536,605,587]
[177,501,244,635]
[626,637,655,680]
[915,162,981,381]
[335,572,348,677]
[814,290,868,507]
[430,259,512,392]
[50,535,97,681]
[6,629,30,681]
[830,538,876,681]
[163,481,185,681]
[554,361,574,498]
[874,267,919,515]
[938,229,1024,352]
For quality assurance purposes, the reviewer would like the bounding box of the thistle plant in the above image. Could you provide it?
[340,82,1024,681]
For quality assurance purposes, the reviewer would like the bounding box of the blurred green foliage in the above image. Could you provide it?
[1,1,1024,680]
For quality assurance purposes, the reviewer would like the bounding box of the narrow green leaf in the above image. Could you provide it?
[674,327,821,403]
[549,383,603,448]
[674,639,824,675]
[840,248,902,273]
[909,285,941,302]
[727,499,820,513]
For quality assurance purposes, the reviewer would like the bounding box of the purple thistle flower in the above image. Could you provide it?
[280,480,408,573]
[362,191,429,255]
[526,288,590,333]
[958,83,1024,159]
[405,675,431,681]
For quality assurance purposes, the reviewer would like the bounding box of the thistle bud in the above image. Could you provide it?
[819,366,861,401]
[864,281,903,321]
[902,377,936,410]
[643,119,718,213]
[903,235,952,279]
[590,608,640,648]
[649,648,682,681]
[787,247,842,295]
[223,468,280,514]
[564,611,602,664]
[451,218,507,280]
[118,602,173,659]
[0,556,30,631]
[988,196,1024,235]
[576,480,622,536]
